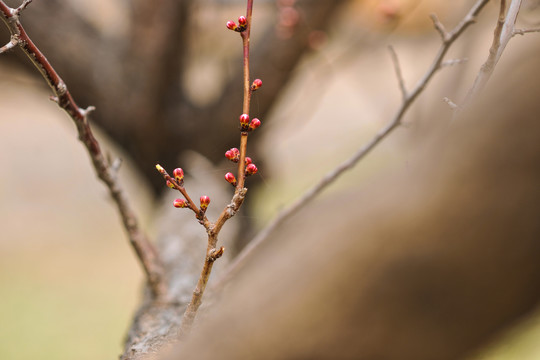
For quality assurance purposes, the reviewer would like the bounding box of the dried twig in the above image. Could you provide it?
[513,27,540,35]
[216,0,491,288]
[388,45,407,100]
[0,0,167,299]
[460,0,526,112]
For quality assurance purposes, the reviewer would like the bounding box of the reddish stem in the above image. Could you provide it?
[236,0,254,191]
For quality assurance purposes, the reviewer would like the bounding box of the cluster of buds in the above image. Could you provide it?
[225,147,240,162]
[226,15,248,32]
[238,113,262,132]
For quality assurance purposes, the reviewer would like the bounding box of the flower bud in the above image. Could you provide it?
[155,164,165,174]
[245,157,252,165]
[238,16,247,26]
[166,180,175,189]
[246,163,258,175]
[225,172,237,186]
[200,195,211,210]
[173,168,184,182]
[225,148,240,162]
[249,118,261,130]
[251,78,263,90]
[226,21,238,31]
[173,198,188,208]
[239,113,250,126]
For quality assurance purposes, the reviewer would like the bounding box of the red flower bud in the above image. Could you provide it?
[249,118,261,130]
[225,172,237,186]
[226,21,237,31]
[225,148,240,162]
[239,113,250,125]
[245,157,252,165]
[173,198,188,208]
[238,16,247,26]
[200,195,211,210]
[173,168,184,182]
[166,180,175,189]
[251,78,263,90]
[246,163,258,175]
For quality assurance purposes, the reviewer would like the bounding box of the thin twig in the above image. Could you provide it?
[460,0,524,112]
[179,0,255,335]
[441,58,469,67]
[0,0,168,299]
[215,0,491,289]
[513,27,540,35]
[388,45,407,100]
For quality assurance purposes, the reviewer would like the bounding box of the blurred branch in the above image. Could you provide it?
[388,45,408,100]
[216,0,492,288]
[0,0,168,299]
[460,0,527,111]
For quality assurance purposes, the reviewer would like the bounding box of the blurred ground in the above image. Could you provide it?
[1,0,540,359]
[0,71,153,359]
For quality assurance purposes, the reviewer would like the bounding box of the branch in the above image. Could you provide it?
[0,0,168,299]
[388,45,407,100]
[216,0,491,288]
[513,27,540,35]
[175,0,256,335]
[460,0,524,111]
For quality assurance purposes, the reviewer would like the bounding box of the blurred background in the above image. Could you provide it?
[1,0,539,359]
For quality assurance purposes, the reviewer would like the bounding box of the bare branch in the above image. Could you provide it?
[216,0,491,288]
[430,13,448,41]
[14,0,32,15]
[0,34,17,53]
[388,45,407,100]
[0,0,168,299]
[460,0,525,112]
[441,58,468,68]
[513,27,540,36]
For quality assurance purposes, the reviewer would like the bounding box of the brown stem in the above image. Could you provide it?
[179,0,255,334]
[0,0,167,299]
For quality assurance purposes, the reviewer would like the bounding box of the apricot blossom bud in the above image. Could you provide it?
[173,168,184,182]
[251,79,263,90]
[246,163,258,176]
[173,198,188,208]
[249,118,261,130]
[166,180,175,189]
[238,16,247,26]
[225,172,237,186]
[225,148,240,162]
[245,157,252,165]
[200,196,211,210]
[239,113,250,125]
[226,21,237,31]
[155,164,165,174]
